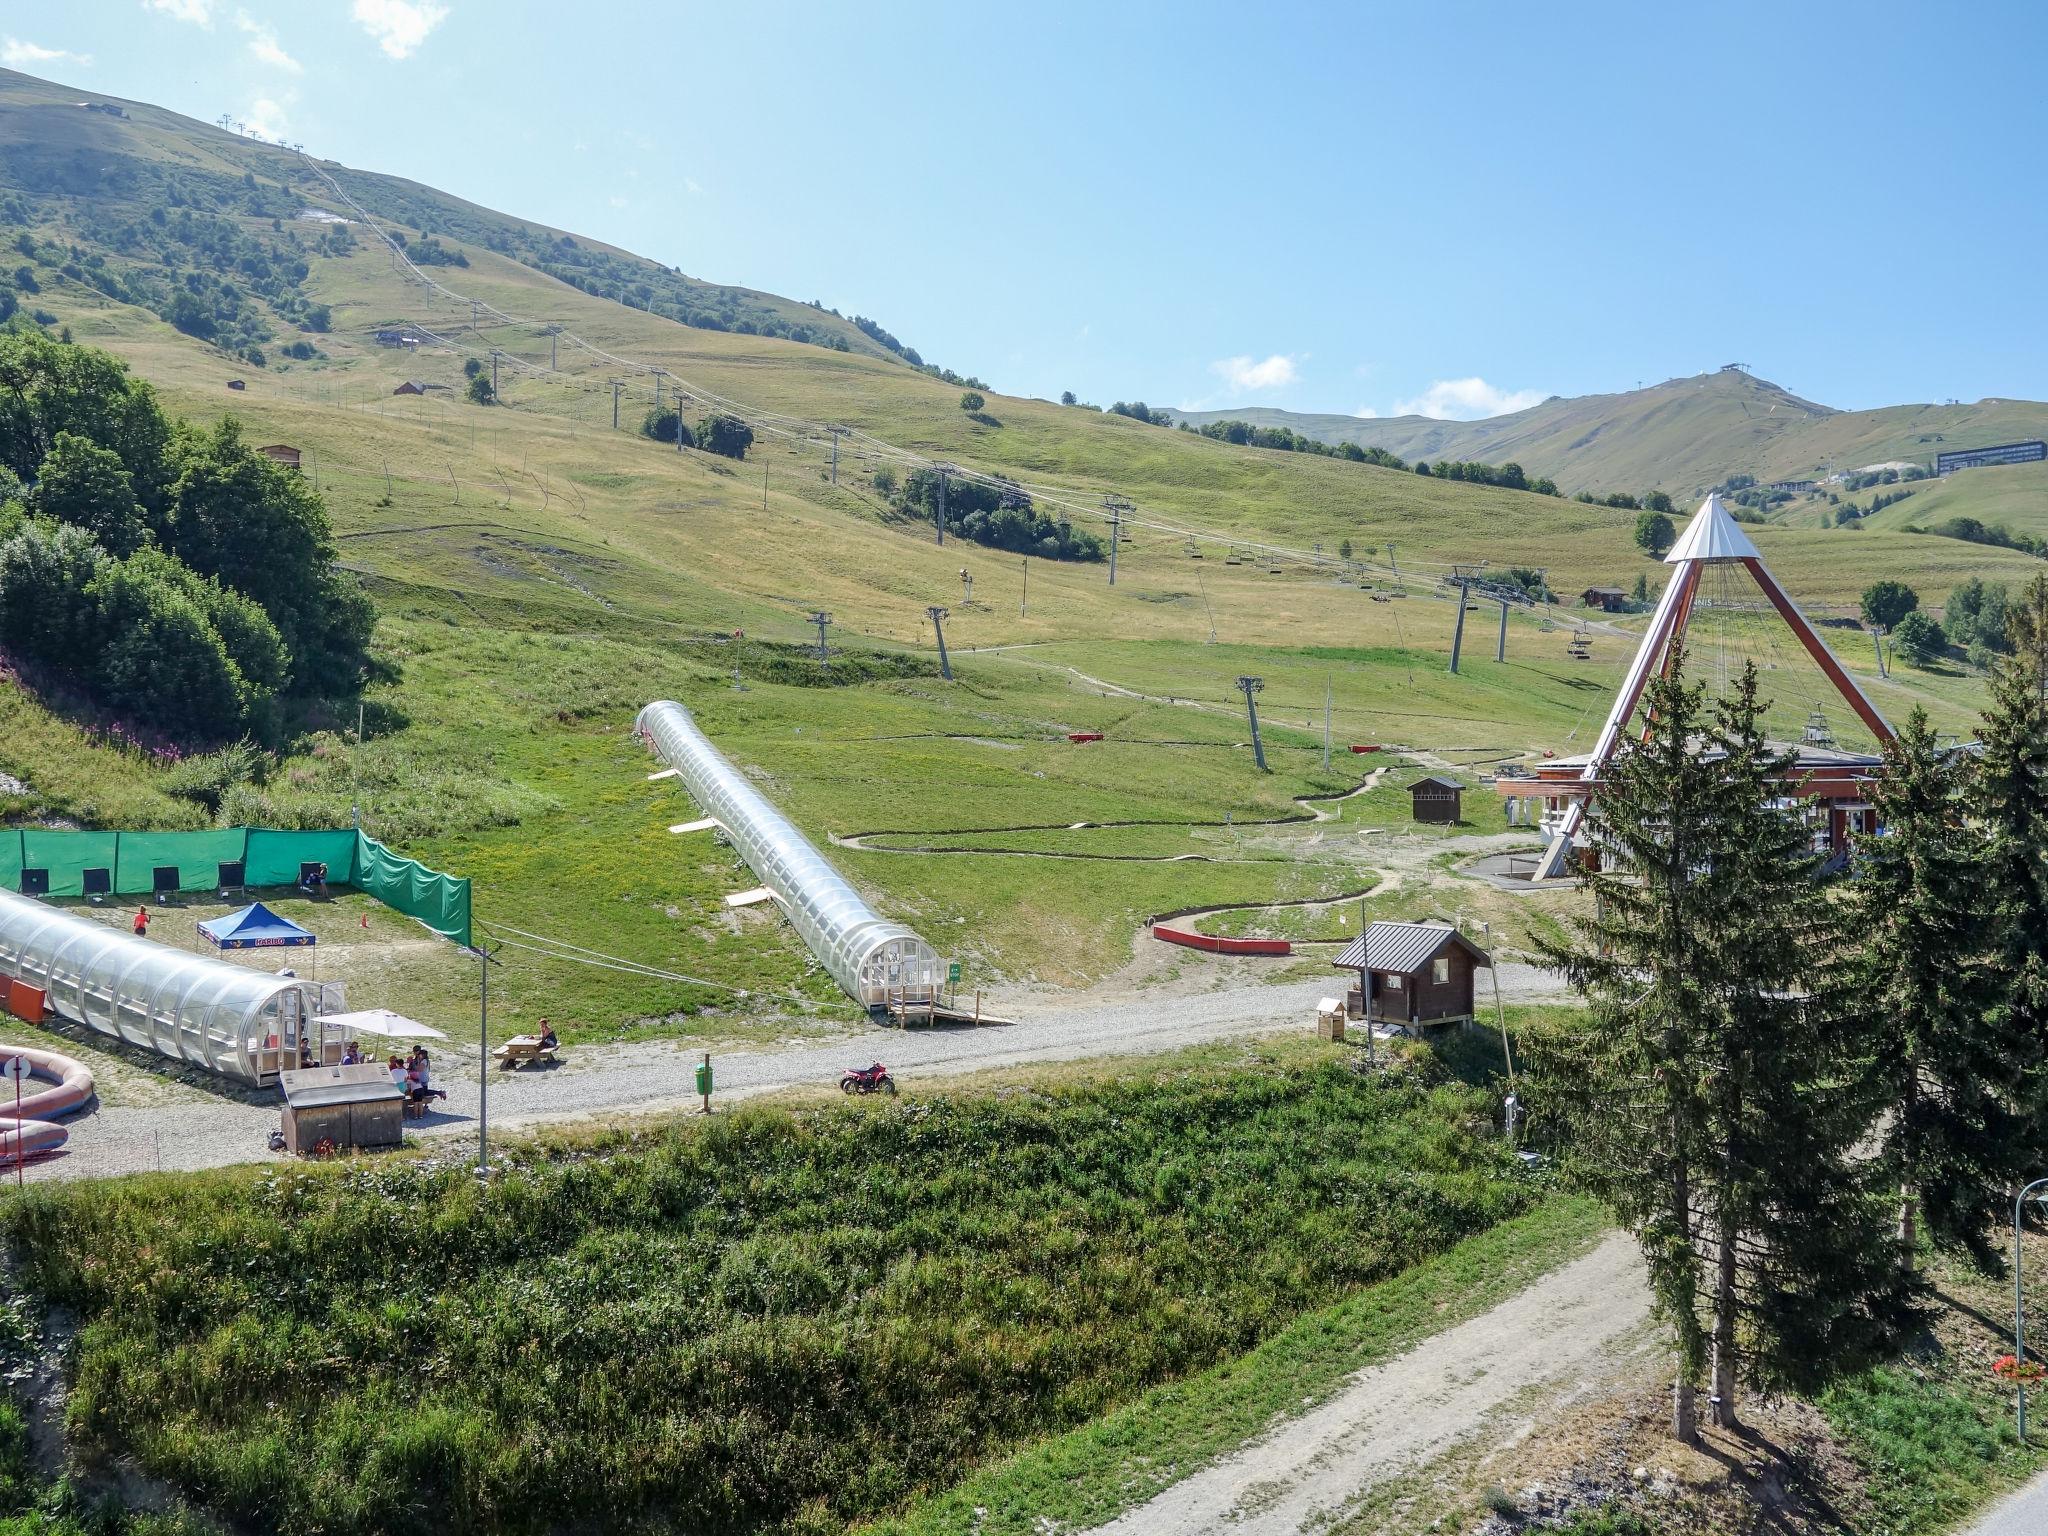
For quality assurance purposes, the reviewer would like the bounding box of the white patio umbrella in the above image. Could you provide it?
[315,1008,448,1041]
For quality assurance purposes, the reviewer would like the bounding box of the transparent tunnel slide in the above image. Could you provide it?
[636,700,943,1009]
[0,888,329,1083]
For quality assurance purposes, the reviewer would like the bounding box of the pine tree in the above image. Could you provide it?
[1853,708,2019,1270]
[1539,656,1906,1440]
[1977,573,2048,1158]
[1706,670,1912,1413]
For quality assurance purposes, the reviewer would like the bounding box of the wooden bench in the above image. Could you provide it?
[494,1035,558,1070]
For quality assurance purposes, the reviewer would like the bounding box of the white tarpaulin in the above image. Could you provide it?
[316,1008,448,1041]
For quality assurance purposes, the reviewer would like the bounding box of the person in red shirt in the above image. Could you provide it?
[131,907,149,937]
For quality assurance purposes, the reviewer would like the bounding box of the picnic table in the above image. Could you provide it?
[494,1034,559,1070]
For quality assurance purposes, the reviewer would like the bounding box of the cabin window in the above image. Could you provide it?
[1433,957,1450,985]
[1383,973,1403,991]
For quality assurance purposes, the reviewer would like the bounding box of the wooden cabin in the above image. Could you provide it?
[1580,586,1629,612]
[1408,775,1463,824]
[257,444,301,471]
[1334,921,1491,1028]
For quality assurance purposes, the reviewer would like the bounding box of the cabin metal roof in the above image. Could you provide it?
[1333,920,1491,975]
[1410,775,1463,791]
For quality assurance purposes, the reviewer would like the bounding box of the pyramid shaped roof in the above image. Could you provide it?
[1664,492,1762,564]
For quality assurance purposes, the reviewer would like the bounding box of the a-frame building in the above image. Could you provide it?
[1513,493,1895,879]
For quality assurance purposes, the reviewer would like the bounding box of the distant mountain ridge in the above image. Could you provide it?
[1167,371,2048,495]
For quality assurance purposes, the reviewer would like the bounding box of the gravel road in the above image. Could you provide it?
[1965,1469,2048,1536]
[1079,1235,1655,1536]
[33,961,1571,1182]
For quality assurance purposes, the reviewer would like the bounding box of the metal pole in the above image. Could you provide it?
[550,329,557,370]
[478,943,492,1173]
[2018,1177,2048,1440]
[1021,555,1028,617]
[1323,676,1332,771]
[1110,503,1120,586]
[937,470,947,546]
[352,701,365,830]
[928,607,952,679]
[1238,677,1267,771]
[490,349,499,400]
[1497,599,1510,663]
[1449,580,1469,673]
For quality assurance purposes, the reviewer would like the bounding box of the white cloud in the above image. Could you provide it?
[143,0,214,24]
[1353,406,1379,419]
[351,0,448,59]
[608,194,628,208]
[683,177,704,195]
[243,94,291,139]
[236,12,300,71]
[1392,376,1546,420]
[1211,353,1299,392]
[2,37,92,67]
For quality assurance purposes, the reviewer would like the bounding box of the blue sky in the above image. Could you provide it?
[7,1,2047,418]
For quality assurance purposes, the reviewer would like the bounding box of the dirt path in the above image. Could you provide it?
[1082,1235,1655,1536]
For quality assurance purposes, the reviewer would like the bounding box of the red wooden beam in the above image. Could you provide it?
[1740,557,1895,744]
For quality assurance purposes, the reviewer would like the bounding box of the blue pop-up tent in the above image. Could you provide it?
[198,902,316,950]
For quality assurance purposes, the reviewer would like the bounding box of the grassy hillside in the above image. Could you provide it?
[1173,371,2048,499]
[5,1042,1539,1536]
[0,71,2027,1038]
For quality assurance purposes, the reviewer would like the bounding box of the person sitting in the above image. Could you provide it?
[340,1041,361,1066]
[537,1018,558,1051]
[387,1054,408,1090]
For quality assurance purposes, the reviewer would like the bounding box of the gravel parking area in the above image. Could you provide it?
[24,961,1572,1183]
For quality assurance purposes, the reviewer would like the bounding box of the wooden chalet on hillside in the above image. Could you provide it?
[1408,776,1464,824]
[1334,921,1491,1028]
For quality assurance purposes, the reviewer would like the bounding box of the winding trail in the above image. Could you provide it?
[1081,1236,1657,1536]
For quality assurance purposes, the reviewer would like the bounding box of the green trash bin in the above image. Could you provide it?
[695,1055,713,1113]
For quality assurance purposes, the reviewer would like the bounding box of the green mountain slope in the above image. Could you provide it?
[0,69,2023,1024]
[0,68,914,366]
[1171,371,2048,497]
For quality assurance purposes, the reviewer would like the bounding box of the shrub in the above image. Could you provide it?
[1892,610,1946,666]
[959,390,985,413]
[639,406,692,447]
[695,413,753,460]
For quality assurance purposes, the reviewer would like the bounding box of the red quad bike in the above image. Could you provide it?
[840,1061,897,1096]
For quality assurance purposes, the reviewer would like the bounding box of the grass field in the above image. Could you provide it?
[5,1039,1539,1536]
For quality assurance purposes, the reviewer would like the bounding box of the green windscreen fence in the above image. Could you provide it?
[0,827,471,947]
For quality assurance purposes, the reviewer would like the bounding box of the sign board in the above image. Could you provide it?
[947,962,962,984]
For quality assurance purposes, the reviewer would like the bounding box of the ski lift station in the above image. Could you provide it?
[0,887,340,1084]
[637,700,945,1010]
[1502,493,1893,876]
